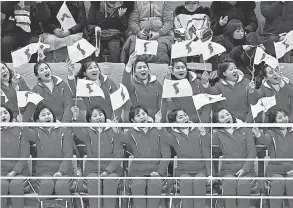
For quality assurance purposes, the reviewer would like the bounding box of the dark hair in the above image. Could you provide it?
[167,108,186,123]
[213,107,236,123]
[33,61,51,77]
[33,104,56,122]
[129,104,148,123]
[217,58,236,79]
[76,60,101,79]
[224,19,244,36]
[1,105,14,122]
[1,61,14,83]
[133,58,149,73]
[268,109,288,123]
[86,105,107,122]
[171,59,189,80]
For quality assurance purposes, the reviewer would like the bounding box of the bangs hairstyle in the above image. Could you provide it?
[171,58,188,80]
[167,108,185,123]
[129,104,148,123]
[1,61,14,83]
[33,103,56,122]
[268,108,288,123]
[212,107,236,123]
[217,58,236,79]
[259,63,279,79]
[133,58,149,73]
[76,60,100,79]
[33,61,51,76]
[1,104,14,122]
[224,19,244,36]
[86,105,107,122]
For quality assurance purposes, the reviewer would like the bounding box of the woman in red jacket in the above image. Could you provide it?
[1,105,30,208]
[163,108,211,208]
[22,104,74,208]
[253,109,293,208]
[213,107,257,208]
[71,105,123,208]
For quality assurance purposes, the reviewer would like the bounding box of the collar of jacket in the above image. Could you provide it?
[133,74,157,85]
[290,128,293,133]
[188,71,197,82]
[89,126,111,132]
[37,120,61,130]
[221,71,244,85]
[133,116,154,131]
[171,125,196,134]
[262,77,290,89]
[37,75,62,87]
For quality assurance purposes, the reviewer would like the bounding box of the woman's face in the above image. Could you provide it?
[0,63,10,82]
[175,110,189,123]
[37,108,54,123]
[265,66,281,85]
[132,109,148,123]
[185,1,199,12]
[84,62,100,81]
[134,61,150,80]
[90,109,106,123]
[0,107,11,122]
[217,109,233,123]
[37,63,52,82]
[275,111,288,123]
[223,63,238,81]
[172,61,187,80]
[233,28,244,40]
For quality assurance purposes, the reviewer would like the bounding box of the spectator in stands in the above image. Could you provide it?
[0,62,32,121]
[123,52,163,120]
[253,113,293,208]
[22,104,74,208]
[71,105,123,208]
[213,110,256,208]
[1,105,30,208]
[163,108,211,208]
[255,64,293,123]
[120,1,174,64]
[87,1,134,63]
[163,59,212,123]
[201,58,257,122]
[117,104,170,208]
[210,1,258,38]
[1,1,44,62]
[26,61,74,122]
[174,1,211,42]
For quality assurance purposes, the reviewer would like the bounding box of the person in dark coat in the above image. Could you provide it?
[210,1,258,36]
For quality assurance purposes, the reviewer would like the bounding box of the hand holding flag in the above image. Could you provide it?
[76,79,105,98]
[37,38,50,61]
[110,83,130,111]
[16,91,44,108]
[251,95,276,119]
[162,79,193,98]
[135,38,158,55]
[56,2,76,32]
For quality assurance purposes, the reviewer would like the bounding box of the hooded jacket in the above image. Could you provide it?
[256,128,293,176]
[1,127,30,176]
[22,127,73,176]
[210,1,258,35]
[117,127,170,177]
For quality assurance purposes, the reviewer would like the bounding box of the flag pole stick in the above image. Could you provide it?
[195,109,202,123]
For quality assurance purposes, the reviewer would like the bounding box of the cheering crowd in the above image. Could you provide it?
[1,1,293,208]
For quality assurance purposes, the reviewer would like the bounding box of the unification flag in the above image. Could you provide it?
[135,38,158,55]
[162,79,193,98]
[1,90,8,103]
[274,30,293,59]
[37,38,50,61]
[201,41,226,61]
[251,95,276,119]
[76,79,105,98]
[67,38,96,63]
[56,2,76,32]
[16,91,43,108]
[110,83,130,111]
[192,93,226,110]
[11,43,38,67]
[171,39,203,59]
[254,47,279,69]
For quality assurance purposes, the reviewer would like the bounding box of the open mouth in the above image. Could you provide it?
[45,120,52,123]
[2,118,7,122]
[91,71,98,76]
[44,72,50,78]
[140,72,147,76]
[232,72,238,79]
[2,73,7,78]
[179,72,185,76]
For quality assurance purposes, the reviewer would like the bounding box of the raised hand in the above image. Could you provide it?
[219,16,228,27]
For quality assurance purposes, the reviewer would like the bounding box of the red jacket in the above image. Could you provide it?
[23,127,73,176]
[1,127,30,176]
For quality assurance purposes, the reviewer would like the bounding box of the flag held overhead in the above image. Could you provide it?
[67,38,96,63]
[16,91,44,108]
[76,79,105,98]
[254,47,279,69]
[162,79,193,98]
[274,30,293,59]
[56,2,76,32]
[110,83,130,111]
[135,38,158,55]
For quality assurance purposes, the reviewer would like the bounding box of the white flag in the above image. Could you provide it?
[201,41,226,61]
[110,83,130,111]
[192,93,226,110]
[251,95,276,119]
[11,43,38,67]
[95,26,101,57]
[274,30,293,59]
[76,79,105,98]
[254,47,279,69]
[37,38,50,61]
[135,38,158,55]
[67,38,96,63]
[1,90,8,103]
[171,39,203,59]
[162,79,193,98]
[56,2,76,32]
[16,91,44,108]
